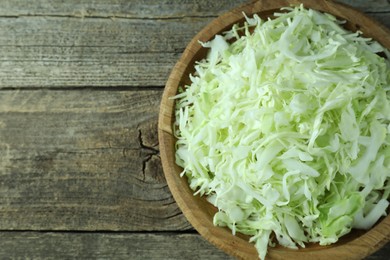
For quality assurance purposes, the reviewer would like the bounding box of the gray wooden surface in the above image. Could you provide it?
[0,0,389,259]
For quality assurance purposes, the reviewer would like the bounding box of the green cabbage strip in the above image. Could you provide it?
[173,5,390,260]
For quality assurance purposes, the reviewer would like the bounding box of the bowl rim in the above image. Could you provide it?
[158,0,390,259]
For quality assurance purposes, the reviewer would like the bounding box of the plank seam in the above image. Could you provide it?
[0,14,219,20]
[0,86,165,91]
[0,230,197,234]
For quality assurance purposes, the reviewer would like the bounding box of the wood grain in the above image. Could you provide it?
[0,17,201,88]
[0,89,190,231]
[338,0,390,12]
[0,0,249,18]
[0,232,234,260]
[159,0,390,259]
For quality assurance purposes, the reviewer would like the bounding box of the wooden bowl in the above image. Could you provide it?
[158,0,390,259]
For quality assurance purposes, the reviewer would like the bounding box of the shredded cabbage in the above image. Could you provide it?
[173,5,390,260]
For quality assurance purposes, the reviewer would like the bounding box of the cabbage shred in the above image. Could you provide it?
[173,5,390,259]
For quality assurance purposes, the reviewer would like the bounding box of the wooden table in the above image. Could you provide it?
[0,0,389,259]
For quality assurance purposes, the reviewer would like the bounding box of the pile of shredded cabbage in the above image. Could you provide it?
[173,5,390,260]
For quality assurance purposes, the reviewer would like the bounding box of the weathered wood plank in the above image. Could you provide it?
[0,0,387,18]
[338,0,390,12]
[0,89,190,231]
[369,13,390,30]
[0,232,234,260]
[0,3,388,89]
[0,17,205,88]
[0,231,388,259]
[0,0,249,18]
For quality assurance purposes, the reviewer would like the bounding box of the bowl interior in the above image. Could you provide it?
[158,0,390,259]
